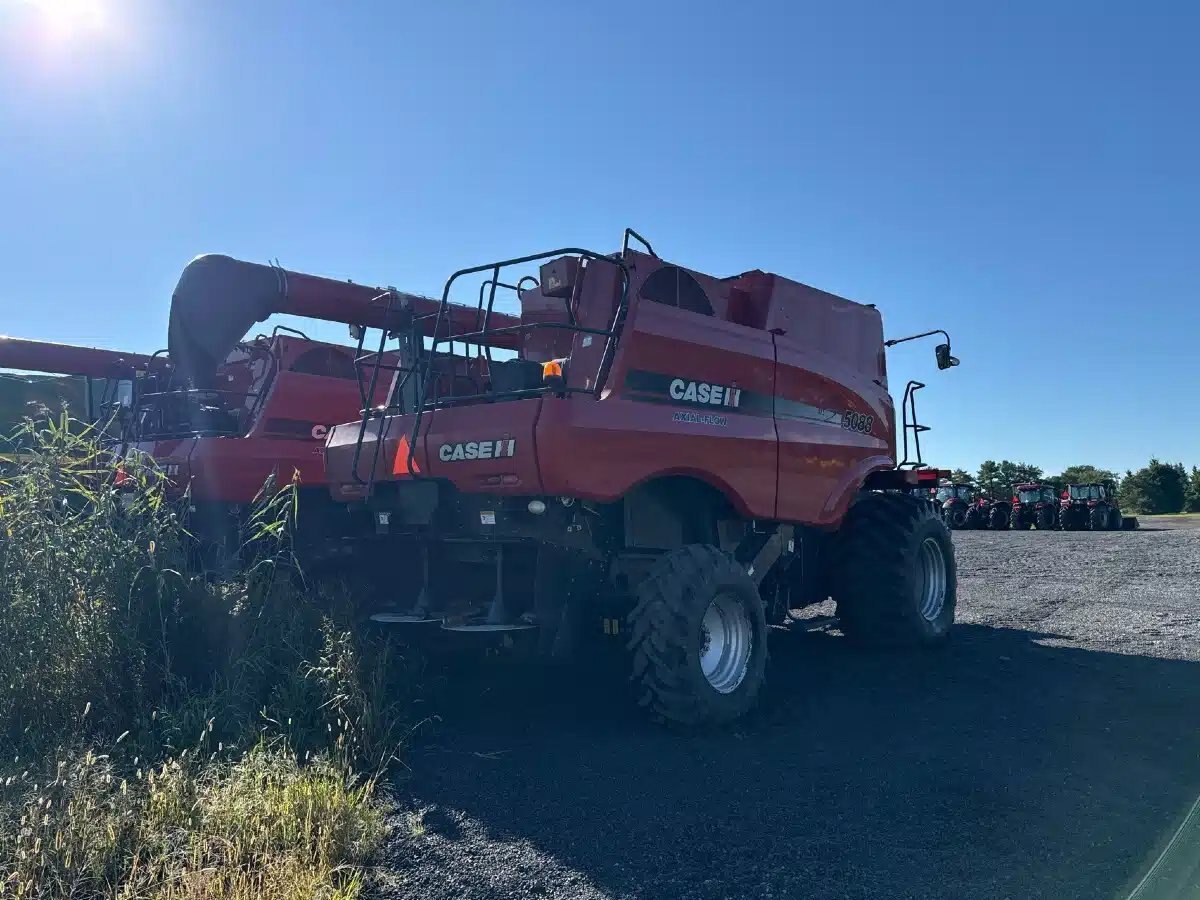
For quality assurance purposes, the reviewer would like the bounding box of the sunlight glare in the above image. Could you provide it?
[13,0,111,43]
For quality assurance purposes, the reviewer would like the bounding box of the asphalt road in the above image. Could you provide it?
[373,519,1200,900]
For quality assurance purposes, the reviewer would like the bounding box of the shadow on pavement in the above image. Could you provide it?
[384,624,1200,900]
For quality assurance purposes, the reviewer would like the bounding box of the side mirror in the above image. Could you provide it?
[935,343,960,370]
[348,324,365,342]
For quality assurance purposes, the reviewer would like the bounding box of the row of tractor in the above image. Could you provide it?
[2,229,966,727]
[935,482,1138,531]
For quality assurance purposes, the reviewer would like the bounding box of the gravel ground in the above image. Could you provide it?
[373,519,1200,900]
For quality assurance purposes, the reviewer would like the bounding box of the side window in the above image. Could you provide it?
[288,347,357,380]
[639,266,713,317]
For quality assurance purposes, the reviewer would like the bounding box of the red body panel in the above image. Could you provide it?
[135,336,385,502]
[325,249,901,529]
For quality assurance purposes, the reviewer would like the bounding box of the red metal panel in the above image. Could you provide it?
[537,295,778,519]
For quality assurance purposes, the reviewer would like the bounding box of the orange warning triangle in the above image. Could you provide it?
[392,434,422,476]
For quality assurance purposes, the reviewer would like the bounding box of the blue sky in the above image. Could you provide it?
[1,1,1196,475]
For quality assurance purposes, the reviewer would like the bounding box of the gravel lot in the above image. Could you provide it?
[374,519,1200,900]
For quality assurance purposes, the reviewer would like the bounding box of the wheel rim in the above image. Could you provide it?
[916,537,947,622]
[699,591,753,694]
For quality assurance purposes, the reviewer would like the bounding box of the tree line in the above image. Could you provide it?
[946,459,1200,515]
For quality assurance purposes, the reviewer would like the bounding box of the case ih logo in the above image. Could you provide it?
[438,439,516,462]
[668,378,742,408]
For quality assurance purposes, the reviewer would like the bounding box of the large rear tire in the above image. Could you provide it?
[1059,507,1077,530]
[1108,507,1122,531]
[1035,506,1056,531]
[830,493,957,645]
[945,503,968,529]
[1090,505,1109,531]
[627,545,768,726]
[989,504,1010,530]
[1010,509,1030,530]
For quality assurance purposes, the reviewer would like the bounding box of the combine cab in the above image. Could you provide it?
[1008,483,1059,530]
[323,229,963,726]
[1059,482,1137,531]
[935,483,978,529]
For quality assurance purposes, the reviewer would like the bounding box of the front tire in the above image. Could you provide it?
[831,493,957,645]
[627,545,768,726]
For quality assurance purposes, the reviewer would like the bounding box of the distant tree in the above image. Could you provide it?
[948,468,973,484]
[1118,459,1187,514]
[1186,466,1200,513]
[1048,465,1120,493]
[976,460,1043,499]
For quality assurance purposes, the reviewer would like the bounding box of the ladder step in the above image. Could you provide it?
[440,621,537,633]
[369,613,440,625]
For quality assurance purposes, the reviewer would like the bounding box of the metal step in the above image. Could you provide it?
[369,612,441,625]
[440,620,537,633]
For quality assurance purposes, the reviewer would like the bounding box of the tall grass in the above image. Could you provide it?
[0,414,411,898]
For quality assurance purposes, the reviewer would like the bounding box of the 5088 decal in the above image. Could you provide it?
[842,410,874,434]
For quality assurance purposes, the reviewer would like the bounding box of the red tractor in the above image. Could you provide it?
[321,229,961,726]
[978,495,1011,530]
[935,483,978,529]
[1058,481,1137,531]
[1008,482,1059,530]
[121,254,514,567]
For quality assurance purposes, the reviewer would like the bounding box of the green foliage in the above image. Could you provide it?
[1044,465,1119,493]
[975,460,1044,499]
[948,468,973,484]
[0,417,409,898]
[1187,467,1200,514]
[1118,459,1188,515]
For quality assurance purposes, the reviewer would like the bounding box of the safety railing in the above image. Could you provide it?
[348,244,632,487]
[897,380,929,469]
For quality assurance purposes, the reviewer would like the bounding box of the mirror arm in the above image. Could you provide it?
[884,329,950,348]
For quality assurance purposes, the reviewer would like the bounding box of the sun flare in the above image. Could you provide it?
[13,0,110,42]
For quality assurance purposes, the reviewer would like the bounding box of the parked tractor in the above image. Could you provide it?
[935,483,978,529]
[979,495,1011,530]
[1008,482,1059,530]
[1059,482,1138,531]
[321,228,962,726]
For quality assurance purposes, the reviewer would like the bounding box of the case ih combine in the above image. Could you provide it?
[322,229,961,725]
[1008,482,1059,530]
[0,336,162,428]
[1058,482,1137,531]
[123,254,514,564]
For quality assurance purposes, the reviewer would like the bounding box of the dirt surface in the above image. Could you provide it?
[373,519,1200,900]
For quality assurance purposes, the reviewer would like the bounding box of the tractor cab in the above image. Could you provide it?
[936,483,974,503]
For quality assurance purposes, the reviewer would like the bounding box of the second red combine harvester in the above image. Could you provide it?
[322,229,962,726]
[124,255,517,566]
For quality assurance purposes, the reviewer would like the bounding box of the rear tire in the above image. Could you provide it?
[989,504,1010,530]
[945,503,967,529]
[1059,507,1076,530]
[627,545,768,726]
[1035,506,1056,530]
[831,493,957,645]
[1108,508,1122,531]
[1010,509,1030,530]
[1090,505,1109,530]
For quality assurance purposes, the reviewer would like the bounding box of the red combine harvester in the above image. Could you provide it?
[1008,482,1059,530]
[0,336,166,439]
[124,254,520,564]
[323,229,961,725]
